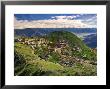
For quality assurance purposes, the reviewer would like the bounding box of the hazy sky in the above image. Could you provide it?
[14,14,97,29]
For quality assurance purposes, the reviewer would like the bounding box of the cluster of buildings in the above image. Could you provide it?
[15,37,82,56]
[15,37,49,49]
[48,40,69,54]
[15,37,87,67]
[15,38,69,53]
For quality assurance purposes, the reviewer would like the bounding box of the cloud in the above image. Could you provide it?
[82,15,97,28]
[14,15,96,29]
[86,15,97,22]
[51,15,78,20]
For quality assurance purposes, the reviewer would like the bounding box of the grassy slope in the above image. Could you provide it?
[14,43,64,76]
[15,42,96,76]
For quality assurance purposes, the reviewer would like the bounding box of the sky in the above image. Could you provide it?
[14,14,97,29]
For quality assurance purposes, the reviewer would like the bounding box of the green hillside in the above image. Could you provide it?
[14,31,97,76]
[48,31,85,47]
[48,31,96,61]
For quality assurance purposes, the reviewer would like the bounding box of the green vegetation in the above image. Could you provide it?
[48,52,60,63]
[14,31,97,76]
[48,31,96,61]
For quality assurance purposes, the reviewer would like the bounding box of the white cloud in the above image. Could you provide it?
[86,15,97,22]
[51,16,75,20]
[83,15,97,28]
[14,16,96,29]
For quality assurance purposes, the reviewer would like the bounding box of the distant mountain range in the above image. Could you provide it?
[14,28,97,48]
[83,34,97,48]
[15,28,96,36]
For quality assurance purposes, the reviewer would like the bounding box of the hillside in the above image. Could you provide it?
[47,31,96,61]
[14,31,97,76]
